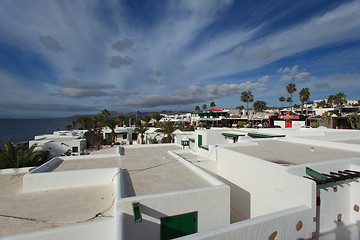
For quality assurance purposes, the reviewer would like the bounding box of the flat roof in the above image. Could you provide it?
[51,145,213,197]
[0,145,215,236]
[0,173,113,236]
[225,139,360,165]
[334,139,360,145]
[119,145,212,197]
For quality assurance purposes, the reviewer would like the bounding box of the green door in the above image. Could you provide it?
[160,211,198,240]
[198,135,202,148]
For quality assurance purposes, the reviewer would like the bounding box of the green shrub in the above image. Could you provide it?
[311,122,319,128]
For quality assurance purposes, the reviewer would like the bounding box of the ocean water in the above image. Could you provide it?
[0,117,78,144]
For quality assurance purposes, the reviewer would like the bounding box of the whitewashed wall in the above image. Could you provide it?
[179,206,314,240]
[216,147,314,218]
[118,186,230,240]
[0,219,115,240]
[288,159,360,238]
[23,168,120,192]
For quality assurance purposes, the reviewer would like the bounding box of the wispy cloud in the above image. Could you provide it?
[115,81,265,107]
[0,0,359,116]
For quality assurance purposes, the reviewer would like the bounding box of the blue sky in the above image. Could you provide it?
[0,0,359,118]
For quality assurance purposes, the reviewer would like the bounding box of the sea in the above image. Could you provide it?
[0,117,79,145]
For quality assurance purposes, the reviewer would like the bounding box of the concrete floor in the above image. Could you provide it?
[0,173,113,236]
[119,145,212,196]
[226,139,360,165]
[0,144,214,236]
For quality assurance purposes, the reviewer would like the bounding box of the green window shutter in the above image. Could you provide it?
[160,211,197,240]
[72,146,78,152]
[198,135,202,147]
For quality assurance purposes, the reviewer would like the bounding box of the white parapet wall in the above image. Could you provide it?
[118,186,230,240]
[288,158,360,238]
[216,147,315,219]
[179,205,314,240]
[23,167,120,192]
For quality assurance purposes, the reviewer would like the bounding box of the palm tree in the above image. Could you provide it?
[240,91,254,119]
[210,102,216,110]
[279,97,285,108]
[299,88,310,114]
[253,101,267,112]
[156,121,177,143]
[135,122,148,144]
[116,115,126,127]
[71,120,77,130]
[334,92,347,115]
[90,115,104,150]
[105,117,119,143]
[194,105,200,112]
[152,112,163,124]
[286,97,293,107]
[141,115,152,127]
[65,125,72,130]
[101,109,110,120]
[0,140,49,169]
[77,116,91,130]
[202,104,207,111]
[327,95,335,107]
[286,83,297,113]
[0,140,17,168]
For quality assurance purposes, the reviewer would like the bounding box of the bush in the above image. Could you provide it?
[237,121,247,128]
[161,137,167,143]
[348,113,360,129]
[101,139,112,145]
[311,122,319,128]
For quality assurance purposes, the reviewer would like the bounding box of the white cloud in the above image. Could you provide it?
[39,35,64,53]
[112,38,134,52]
[109,56,133,69]
[60,88,108,98]
[59,79,115,89]
[295,72,311,81]
[258,75,269,84]
[115,81,264,107]
[232,46,245,59]
[278,65,311,82]
[281,75,292,83]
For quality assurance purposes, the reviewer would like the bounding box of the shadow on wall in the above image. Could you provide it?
[216,174,251,222]
[123,213,161,240]
[121,169,136,197]
[197,166,250,222]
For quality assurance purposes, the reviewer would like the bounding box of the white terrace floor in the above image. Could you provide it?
[226,139,360,165]
[0,173,113,236]
[0,145,213,236]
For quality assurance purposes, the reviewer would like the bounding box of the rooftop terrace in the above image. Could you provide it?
[0,173,113,236]
[225,139,360,165]
[0,145,215,236]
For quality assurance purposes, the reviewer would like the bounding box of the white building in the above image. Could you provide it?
[1,127,360,239]
[29,130,87,156]
[103,127,138,145]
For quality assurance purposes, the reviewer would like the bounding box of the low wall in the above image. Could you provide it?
[282,137,360,153]
[288,158,360,236]
[23,168,120,192]
[118,186,230,240]
[0,219,115,240]
[180,206,314,240]
[0,167,33,174]
[216,147,314,218]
